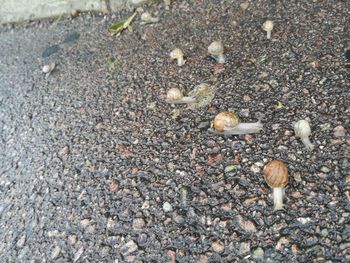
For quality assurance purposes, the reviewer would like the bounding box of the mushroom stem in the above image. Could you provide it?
[208,121,263,135]
[225,121,263,134]
[301,137,314,150]
[273,187,284,211]
[177,57,185,66]
[266,31,271,39]
[212,54,225,63]
[167,96,196,104]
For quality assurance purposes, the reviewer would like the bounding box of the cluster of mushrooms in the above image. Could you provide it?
[165,20,315,211]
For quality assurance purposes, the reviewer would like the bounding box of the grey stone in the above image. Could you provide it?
[51,246,61,260]
[163,202,173,212]
[120,240,138,256]
[252,247,264,259]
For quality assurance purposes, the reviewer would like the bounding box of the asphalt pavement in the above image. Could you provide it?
[0,0,349,262]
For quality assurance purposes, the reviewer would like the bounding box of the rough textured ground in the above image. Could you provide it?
[0,0,349,262]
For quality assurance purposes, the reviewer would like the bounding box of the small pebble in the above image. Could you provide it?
[321,228,329,237]
[212,240,225,253]
[16,234,26,248]
[141,200,150,209]
[68,235,77,245]
[297,217,312,224]
[51,246,61,260]
[333,125,346,137]
[224,165,238,173]
[59,145,69,156]
[238,216,257,232]
[173,215,185,224]
[276,237,289,250]
[167,250,176,263]
[240,2,250,10]
[71,9,80,17]
[42,64,52,73]
[120,240,138,256]
[239,241,250,255]
[74,247,84,262]
[320,166,330,173]
[252,247,264,259]
[132,218,145,230]
[80,219,91,227]
[163,202,173,212]
[250,163,261,174]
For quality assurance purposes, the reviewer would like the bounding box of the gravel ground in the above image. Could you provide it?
[0,0,349,262]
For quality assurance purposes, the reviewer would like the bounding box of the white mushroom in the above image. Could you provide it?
[208,41,225,63]
[294,119,314,150]
[42,63,56,77]
[165,83,215,108]
[166,88,195,104]
[170,48,185,66]
[208,112,263,135]
[262,20,274,39]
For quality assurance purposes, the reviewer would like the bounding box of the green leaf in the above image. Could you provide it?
[251,54,267,65]
[108,13,137,36]
[109,19,126,31]
[107,58,117,71]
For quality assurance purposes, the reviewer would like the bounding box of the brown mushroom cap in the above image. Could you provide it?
[263,160,288,188]
[213,112,240,132]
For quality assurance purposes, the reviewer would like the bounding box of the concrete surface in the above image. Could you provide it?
[0,0,149,24]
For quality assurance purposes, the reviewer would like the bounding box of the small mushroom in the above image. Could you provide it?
[294,119,314,150]
[263,160,288,211]
[140,12,159,24]
[42,63,56,77]
[71,9,80,18]
[166,83,215,108]
[166,88,195,104]
[208,41,225,63]
[208,112,263,135]
[170,48,185,66]
[262,20,274,39]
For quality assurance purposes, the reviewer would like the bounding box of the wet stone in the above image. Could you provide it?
[137,233,149,247]
[212,240,225,253]
[252,247,264,260]
[16,234,26,248]
[163,202,173,212]
[74,247,84,262]
[320,166,330,173]
[239,241,250,255]
[224,165,239,173]
[51,246,61,260]
[120,240,138,256]
[250,163,262,174]
[173,215,185,224]
[132,218,145,230]
[333,125,346,137]
[58,145,70,156]
[68,235,77,245]
[321,229,329,237]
